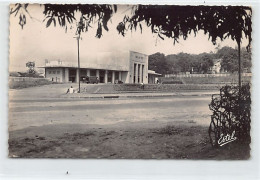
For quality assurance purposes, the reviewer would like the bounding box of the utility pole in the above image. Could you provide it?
[238,41,241,91]
[74,35,81,93]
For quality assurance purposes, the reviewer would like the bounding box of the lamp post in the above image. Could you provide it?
[74,35,81,93]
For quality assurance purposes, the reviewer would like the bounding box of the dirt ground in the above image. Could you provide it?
[9,122,250,159]
[8,84,250,159]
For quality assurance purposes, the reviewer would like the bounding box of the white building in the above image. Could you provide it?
[211,59,222,74]
[41,51,160,84]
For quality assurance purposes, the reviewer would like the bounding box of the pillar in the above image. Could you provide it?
[142,65,144,83]
[76,68,79,83]
[135,63,138,84]
[105,70,108,83]
[64,68,69,83]
[87,69,90,77]
[112,71,115,84]
[119,71,122,81]
[96,70,100,79]
[139,64,142,83]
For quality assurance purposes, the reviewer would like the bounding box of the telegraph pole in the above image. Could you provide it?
[74,35,81,93]
[77,36,80,93]
[238,41,241,91]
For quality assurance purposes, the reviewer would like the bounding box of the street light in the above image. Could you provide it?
[74,35,81,93]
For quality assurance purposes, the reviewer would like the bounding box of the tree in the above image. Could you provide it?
[148,53,169,75]
[10,4,117,38]
[176,53,193,73]
[242,48,252,72]
[216,46,252,73]
[26,61,36,74]
[165,54,181,74]
[11,4,252,88]
[199,54,214,73]
[116,5,252,88]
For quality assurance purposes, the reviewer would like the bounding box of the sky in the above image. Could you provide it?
[9,4,250,72]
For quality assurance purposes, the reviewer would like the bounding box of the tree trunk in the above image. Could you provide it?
[237,40,241,90]
[77,37,80,93]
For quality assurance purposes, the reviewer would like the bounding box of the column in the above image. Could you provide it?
[76,68,79,83]
[96,70,100,79]
[135,63,138,84]
[112,71,115,84]
[139,64,142,83]
[142,65,144,83]
[119,71,122,81]
[64,68,69,82]
[105,70,108,83]
[87,69,90,77]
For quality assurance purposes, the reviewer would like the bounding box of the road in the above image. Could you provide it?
[8,85,250,160]
[9,88,212,131]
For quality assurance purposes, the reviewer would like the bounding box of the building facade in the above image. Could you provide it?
[210,59,222,74]
[42,51,158,84]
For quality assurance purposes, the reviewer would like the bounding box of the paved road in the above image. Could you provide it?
[9,94,212,131]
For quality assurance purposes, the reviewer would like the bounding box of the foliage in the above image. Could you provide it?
[10,4,117,38]
[26,61,36,74]
[152,52,214,74]
[208,84,251,147]
[148,52,169,75]
[148,46,251,75]
[117,5,252,50]
[9,78,53,89]
[216,46,252,73]
[192,54,214,74]
[11,4,252,48]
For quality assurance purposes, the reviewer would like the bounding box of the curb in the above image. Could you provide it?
[62,93,215,99]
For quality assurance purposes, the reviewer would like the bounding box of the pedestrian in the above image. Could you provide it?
[66,86,74,94]
[141,82,144,90]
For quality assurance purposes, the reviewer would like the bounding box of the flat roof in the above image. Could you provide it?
[148,70,162,76]
[38,66,129,72]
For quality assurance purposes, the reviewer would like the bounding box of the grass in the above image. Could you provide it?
[8,124,250,159]
[9,79,54,89]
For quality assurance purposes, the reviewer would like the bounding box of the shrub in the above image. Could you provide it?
[9,79,53,89]
[208,84,251,147]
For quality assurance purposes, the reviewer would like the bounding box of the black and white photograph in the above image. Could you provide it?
[8,4,252,160]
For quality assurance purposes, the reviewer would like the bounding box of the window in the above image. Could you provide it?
[134,63,137,83]
[57,71,60,74]
[49,71,51,74]
[53,71,56,74]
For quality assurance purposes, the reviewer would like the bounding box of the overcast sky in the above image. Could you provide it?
[9,4,249,72]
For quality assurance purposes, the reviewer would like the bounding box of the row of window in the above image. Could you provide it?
[135,55,144,60]
[49,70,60,74]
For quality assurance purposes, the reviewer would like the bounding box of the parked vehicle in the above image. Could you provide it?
[115,80,123,84]
[83,76,99,84]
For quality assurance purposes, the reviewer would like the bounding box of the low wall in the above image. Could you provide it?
[9,77,50,82]
[9,77,53,89]
[161,74,251,84]
[113,84,221,92]
[165,73,252,78]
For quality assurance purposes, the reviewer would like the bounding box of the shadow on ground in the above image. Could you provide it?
[8,123,250,159]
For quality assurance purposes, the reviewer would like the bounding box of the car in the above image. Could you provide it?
[83,76,99,84]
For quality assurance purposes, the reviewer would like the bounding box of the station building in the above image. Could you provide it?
[42,51,161,84]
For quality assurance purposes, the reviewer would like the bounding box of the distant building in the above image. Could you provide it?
[40,51,160,84]
[148,70,162,84]
[210,59,222,74]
